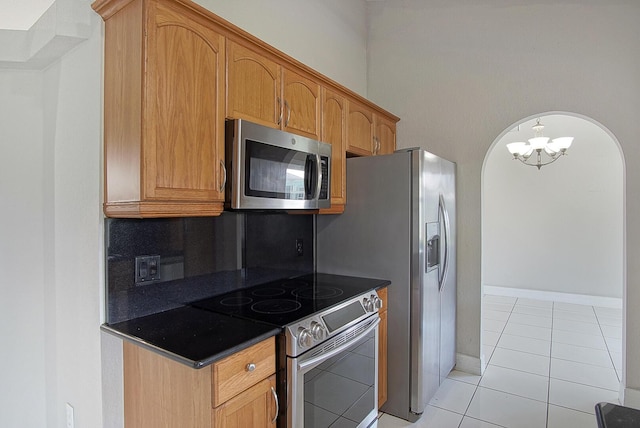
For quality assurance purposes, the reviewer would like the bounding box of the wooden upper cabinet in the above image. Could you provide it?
[97,0,226,217]
[346,99,375,156]
[281,68,321,139]
[346,98,397,157]
[375,114,397,155]
[95,0,399,217]
[319,88,346,213]
[226,41,281,128]
[227,40,321,140]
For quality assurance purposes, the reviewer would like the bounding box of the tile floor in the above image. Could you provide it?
[377,294,622,428]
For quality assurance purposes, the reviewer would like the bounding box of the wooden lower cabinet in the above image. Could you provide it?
[378,286,389,409]
[123,337,276,428]
[213,375,277,427]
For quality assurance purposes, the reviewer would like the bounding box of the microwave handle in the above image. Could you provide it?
[314,154,322,200]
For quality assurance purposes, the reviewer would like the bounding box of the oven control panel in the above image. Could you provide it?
[285,290,381,357]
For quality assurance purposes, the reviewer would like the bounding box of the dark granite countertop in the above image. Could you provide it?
[103,272,390,369]
[103,306,281,368]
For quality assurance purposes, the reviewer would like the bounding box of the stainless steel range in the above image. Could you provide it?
[285,289,381,428]
[191,273,385,428]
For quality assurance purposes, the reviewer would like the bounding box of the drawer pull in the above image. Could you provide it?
[246,363,256,372]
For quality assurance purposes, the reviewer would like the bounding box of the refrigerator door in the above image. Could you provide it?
[439,158,457,381]
[410,150,441,416]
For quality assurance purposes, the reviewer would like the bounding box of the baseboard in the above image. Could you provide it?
[483,285,622,309]
[456,352,483,376]
[621,384,640,410]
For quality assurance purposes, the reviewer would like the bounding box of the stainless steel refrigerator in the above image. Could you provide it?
[316,148,456,422]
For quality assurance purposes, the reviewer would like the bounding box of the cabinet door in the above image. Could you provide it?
[213,375,278,428]
[375,114,397,155]
[282,68,320,139]
[346,99,375,156]
[144,1,226,203]
[319,88,346,213]
[227,41,281,128]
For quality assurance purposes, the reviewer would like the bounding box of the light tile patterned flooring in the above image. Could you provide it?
[377,294,622,428]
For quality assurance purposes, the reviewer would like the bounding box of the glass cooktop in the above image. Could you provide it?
[190,273,389,327]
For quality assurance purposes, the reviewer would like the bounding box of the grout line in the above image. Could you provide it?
[594,306,623,383]
[545,300,554,428]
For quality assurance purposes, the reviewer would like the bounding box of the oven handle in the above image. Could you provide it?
[297,316,380,372]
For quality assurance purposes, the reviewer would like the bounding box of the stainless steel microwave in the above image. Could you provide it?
[225,119,331,210]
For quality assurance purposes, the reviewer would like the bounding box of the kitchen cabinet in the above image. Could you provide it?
[378,286,389,408]
[94,0,399,218]
[346,99,397,157]
[319,88,347,214]
[227,40,321,140]
[212,376,277,427]
[346,98,376,156]
[123,337,277,427]
[94,0,226,217]
[375,114,397,155]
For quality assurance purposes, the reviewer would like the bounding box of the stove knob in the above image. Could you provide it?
[363,297,374,312]
[298,327,313,348]
[372,294,383,310]
[310,321,325,340]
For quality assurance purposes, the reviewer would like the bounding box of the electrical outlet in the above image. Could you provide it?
[296,238,303,256]
[66,403,74,428]
[135,255,161,284]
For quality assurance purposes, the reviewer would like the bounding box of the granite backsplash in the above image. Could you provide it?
[105,212,314,323]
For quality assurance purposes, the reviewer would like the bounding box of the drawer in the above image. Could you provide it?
[211,337,276,407]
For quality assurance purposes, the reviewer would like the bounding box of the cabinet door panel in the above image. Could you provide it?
[227,41,280,128]
[346,100,374,156]
[376,115,397,155]
[146,3,225,201]
[320,88,346,212]
[213,375,277,428]
[282,69,320,139]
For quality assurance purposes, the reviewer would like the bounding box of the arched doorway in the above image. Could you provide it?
[479,112,625,413]
[483,113,623,302]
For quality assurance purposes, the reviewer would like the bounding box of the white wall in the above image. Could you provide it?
[0,10,104,428]
[483,114,623,299]
[0,70,47,428]
[366,0,640,402]
[194,0,368,97]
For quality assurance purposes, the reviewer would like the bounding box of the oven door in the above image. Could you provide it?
[287,315,380,428]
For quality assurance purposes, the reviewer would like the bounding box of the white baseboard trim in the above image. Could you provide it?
[455,353,483,376]
[621,385,640,410]
[483,285,622,309]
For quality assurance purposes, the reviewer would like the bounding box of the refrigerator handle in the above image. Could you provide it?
[438,194,451,290]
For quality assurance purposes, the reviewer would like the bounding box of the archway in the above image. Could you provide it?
[480,112,625,383]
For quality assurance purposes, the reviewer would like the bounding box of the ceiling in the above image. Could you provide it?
[0,0,54,30]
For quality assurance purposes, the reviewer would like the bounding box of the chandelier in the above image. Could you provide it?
[506,118,573,170]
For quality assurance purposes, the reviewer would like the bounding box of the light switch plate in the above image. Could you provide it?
[135,255,161,285]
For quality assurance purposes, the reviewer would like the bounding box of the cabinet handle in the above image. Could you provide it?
[219,160,227,193]
[277,97,283,125]
[246,363,256,372]
[284,99,291,127]
[270,386,279,424]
